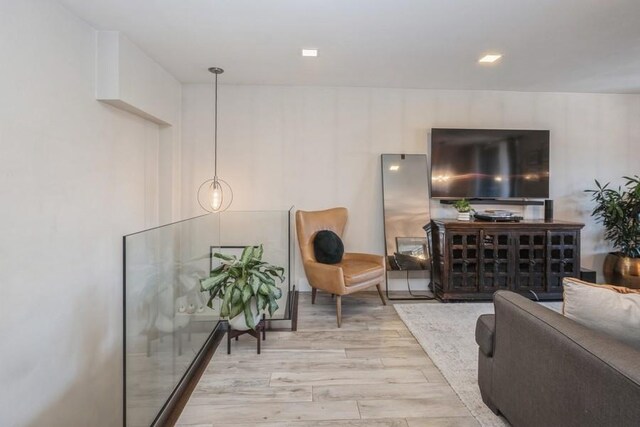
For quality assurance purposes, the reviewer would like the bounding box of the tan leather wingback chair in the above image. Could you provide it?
[296,207,386,327]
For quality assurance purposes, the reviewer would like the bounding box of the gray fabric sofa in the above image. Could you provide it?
[476,290,640,427]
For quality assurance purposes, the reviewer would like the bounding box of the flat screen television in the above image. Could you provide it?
[430,128,550,199]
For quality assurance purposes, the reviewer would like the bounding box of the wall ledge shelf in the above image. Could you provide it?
[438,199,545,206]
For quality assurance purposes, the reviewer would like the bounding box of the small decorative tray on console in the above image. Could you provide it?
[474,213,523,222]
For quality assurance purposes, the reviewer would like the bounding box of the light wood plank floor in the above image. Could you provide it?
[177,292,478,426]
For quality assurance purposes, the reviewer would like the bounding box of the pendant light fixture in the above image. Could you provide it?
[197,67,233,212]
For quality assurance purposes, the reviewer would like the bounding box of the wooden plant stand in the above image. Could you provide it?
[227,315,266,354]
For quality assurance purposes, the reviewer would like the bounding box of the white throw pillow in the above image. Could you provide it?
[563,277,640,350]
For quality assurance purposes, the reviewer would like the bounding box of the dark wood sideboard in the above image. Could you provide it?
[429,219,585,301]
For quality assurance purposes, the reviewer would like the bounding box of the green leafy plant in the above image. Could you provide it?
[452,198,472,213]
[585,175,640,258]
[200,245,285,329]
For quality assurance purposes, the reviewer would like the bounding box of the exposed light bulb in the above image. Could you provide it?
[210,182,223,211]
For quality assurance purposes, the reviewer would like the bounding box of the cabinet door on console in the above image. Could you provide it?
[547,231,580,292]
[513,232,546,293]
[447,232,479,292]
[479,232,512,293]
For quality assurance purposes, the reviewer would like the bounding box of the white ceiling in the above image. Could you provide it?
[59,0,640,93]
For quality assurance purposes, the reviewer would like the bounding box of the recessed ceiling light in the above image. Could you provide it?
[479,54,502,64]
[302,49,318,57]
[389,165,400,171]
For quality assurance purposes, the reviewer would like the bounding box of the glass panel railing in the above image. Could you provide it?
[123,213,220,427]
[217,210,291,319]
[123,208,294,426]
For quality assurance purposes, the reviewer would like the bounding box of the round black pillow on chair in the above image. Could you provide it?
[313,230,344,264]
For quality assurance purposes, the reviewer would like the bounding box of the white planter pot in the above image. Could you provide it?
[457,212,471,221]
[228,298,261,331]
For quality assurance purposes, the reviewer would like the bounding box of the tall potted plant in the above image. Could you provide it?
[200,244,285,330]
[585,175,640,288]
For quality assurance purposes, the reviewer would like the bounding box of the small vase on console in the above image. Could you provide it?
[452,199,473,221]
[457,211,471,221]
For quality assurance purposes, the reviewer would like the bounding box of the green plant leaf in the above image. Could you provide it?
[242,283,252,303]
[229,300,244,319]
[231,286,242,305]
[256,293,267,311]
[250,275,261,295]
[235,276,246,289]
[200,272,229,291]
[265,268,285,281]
[209,264,225,276]
[240,246,254,264]
[268,296,279,317]
[228,266,242,278]
[243,305,256,330]
[220,289,232,318]
[251,269,275,286]
[270,285,283,299]
[246,259,264,270]
[214,252,236,261]
[253,244,264,261]
[206,282,223,300]
[206,293,216,309]
[258,283,270,296]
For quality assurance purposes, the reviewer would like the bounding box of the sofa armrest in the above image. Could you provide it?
[476,314,495,357]
[489,290,640,426]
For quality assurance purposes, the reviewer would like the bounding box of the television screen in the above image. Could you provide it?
[430,128,550,199]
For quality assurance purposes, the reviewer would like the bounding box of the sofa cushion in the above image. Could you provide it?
[562,277,640,350]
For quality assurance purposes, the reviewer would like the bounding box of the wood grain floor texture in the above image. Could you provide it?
[177,292,478,427]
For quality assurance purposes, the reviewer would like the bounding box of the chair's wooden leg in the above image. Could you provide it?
[336,295,342,328]
[311,287,317,304]
[376,284,387,306]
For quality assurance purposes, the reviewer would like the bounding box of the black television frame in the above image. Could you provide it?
[429,128,550,200]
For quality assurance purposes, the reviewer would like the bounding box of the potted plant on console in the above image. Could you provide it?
[586,175,640,289]
[200,244,285,331]
[453,198,473,221]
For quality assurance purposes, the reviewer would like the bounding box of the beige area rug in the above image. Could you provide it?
[394,301,562,427]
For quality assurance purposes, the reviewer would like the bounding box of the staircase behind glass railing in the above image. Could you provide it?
[123,208,295,426]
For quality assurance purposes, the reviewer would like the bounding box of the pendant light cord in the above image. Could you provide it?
[214,71,218,178]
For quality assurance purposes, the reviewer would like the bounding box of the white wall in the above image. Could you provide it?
[181,84,640,288]
[95,30,183,225]
[96,31,182,126]
[0,1,176,425]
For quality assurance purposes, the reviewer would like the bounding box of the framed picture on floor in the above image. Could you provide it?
[395,237,428,258]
